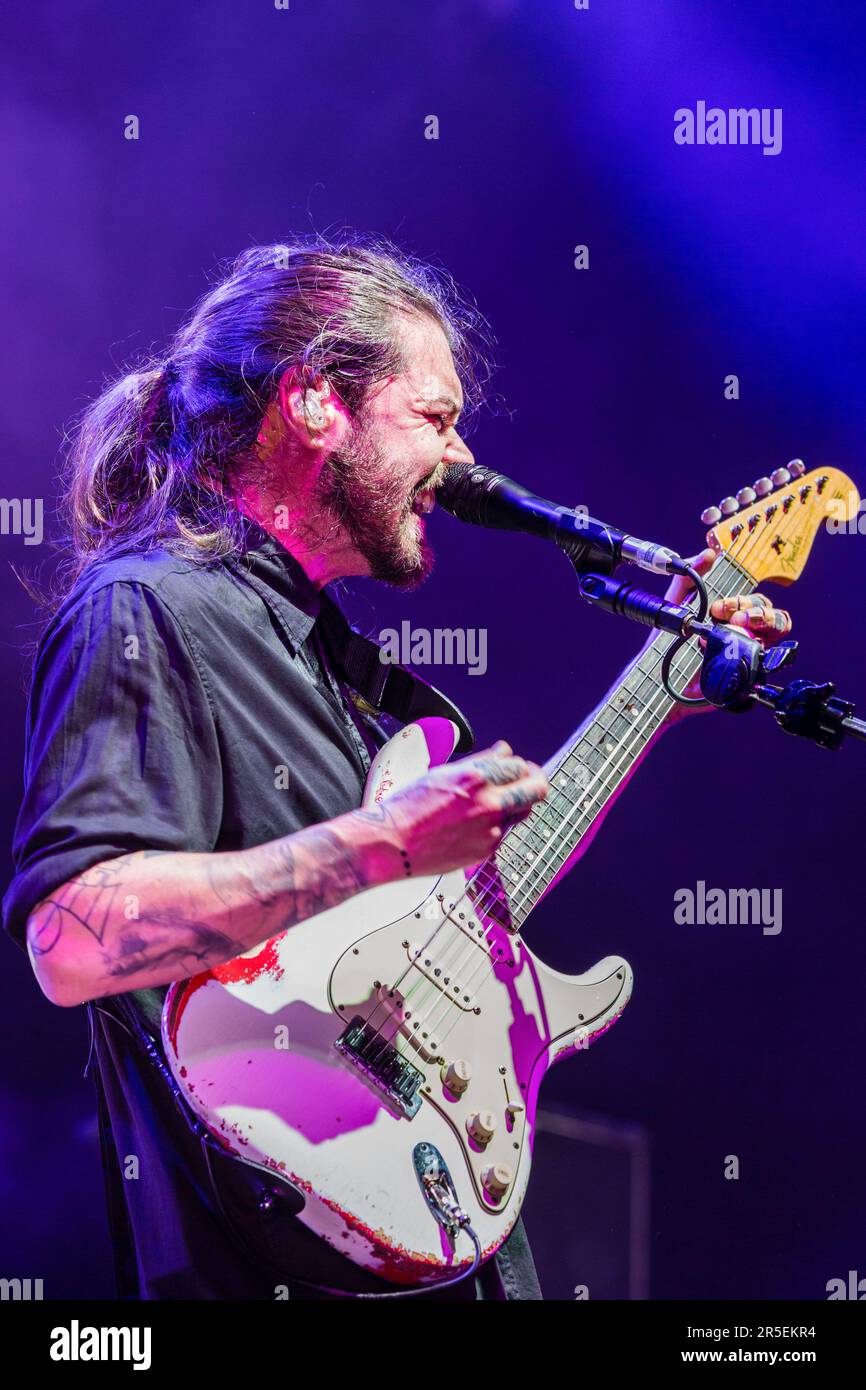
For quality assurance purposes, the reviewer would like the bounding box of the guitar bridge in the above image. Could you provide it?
[334,1015,425,1119]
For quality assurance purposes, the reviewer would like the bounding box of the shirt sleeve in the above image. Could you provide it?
[2,579,223,950]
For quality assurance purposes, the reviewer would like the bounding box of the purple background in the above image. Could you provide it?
[1,0,864,1299]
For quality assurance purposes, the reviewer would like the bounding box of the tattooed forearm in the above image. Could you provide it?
[25,809,405,1007]
[105,916,246,982]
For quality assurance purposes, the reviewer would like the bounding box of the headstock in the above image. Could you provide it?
[701,460,860,586]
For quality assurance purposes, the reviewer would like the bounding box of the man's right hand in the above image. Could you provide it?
[27,741,548,1007]
[374,739,550,877]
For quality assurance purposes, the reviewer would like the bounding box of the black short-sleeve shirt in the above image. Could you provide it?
[2,517,539,1301]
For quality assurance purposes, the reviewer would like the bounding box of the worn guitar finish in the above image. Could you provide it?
[162,465,857,1285]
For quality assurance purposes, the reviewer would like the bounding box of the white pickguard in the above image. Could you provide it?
[162,719,633,1286]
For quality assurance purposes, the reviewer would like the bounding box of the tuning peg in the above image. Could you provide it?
[700,505,722,526]
[736,486,757,506]
[771,467,792,487]
[787,459,806,478]
[753,476,773,497]
[719,496,739,516]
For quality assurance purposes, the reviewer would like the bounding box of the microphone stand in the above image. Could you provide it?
[571,567,866,753]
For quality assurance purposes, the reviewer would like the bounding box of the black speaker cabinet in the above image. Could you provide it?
[520,1108,651,1300]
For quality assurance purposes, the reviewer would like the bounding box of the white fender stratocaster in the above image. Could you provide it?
[163,466,856,1286]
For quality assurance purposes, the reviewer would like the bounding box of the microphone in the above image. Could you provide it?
[436,464,687,576]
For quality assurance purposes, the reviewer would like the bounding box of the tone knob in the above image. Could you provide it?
[700,505,722,526]
[736,486,757,506]
[771,467,792,487]
[719,496,739,516]
[441,1059,472,1094]
[466,1109,497,1145]
[787,459,806,478]
[753,476,773,497]
[481,1162,514,1199]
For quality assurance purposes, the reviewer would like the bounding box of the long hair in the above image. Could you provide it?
[49,235,493,607]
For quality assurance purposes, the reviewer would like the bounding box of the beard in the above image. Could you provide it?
[314,412,440,589]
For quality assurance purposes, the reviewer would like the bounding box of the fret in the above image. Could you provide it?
[530,803,563,838]
[539,792,576,827]
[591,704,617,735]
[628,669,664,706]
[520,822,554,857]
[577,741,608,776]
[494,841,532,876]
[591,725,621,755]
[559,762,594,797]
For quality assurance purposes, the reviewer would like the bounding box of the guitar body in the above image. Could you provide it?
[162,718,633,1285]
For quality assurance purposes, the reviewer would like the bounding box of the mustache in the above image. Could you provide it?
[412,464,448,498]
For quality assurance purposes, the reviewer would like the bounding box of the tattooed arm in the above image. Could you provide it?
[25,820,385,1007]
[26,741,548,1007]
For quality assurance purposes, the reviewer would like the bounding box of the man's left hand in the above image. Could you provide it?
[662,547,794,713]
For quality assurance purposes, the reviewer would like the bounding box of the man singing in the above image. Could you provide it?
[2,238,791,1300]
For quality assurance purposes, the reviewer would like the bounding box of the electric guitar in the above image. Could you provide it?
[162,464,858,1286]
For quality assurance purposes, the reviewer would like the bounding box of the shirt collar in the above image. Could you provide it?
[229,513,326,651]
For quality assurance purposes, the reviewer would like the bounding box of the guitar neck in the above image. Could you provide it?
[467,552,756,931]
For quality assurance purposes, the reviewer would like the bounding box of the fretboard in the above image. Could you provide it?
[467,552,755,931]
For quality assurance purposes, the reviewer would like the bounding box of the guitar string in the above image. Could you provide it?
[354,491,809,1067]
[361,502,793,1066]
[410,556,747,1055]
[503,498,798,920]
[354,561,729,1064]
[418,497,803,1047]
[398,496,807,1055]
[356,495,802,1065]
[460,483,803,941]
[356,573,732,1068]
[416,495,808,1053]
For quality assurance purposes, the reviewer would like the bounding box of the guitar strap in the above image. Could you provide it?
[315,596,475,757]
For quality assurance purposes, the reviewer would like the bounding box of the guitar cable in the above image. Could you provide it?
[660,563,712,707]
[92,995,485,1300]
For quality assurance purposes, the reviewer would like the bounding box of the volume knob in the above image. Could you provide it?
[441,1059,472,1095]
[481,1162,514,1199]
[466,1109,497,1145]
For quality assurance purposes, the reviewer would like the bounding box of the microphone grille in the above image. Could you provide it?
[437,463,500,521]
